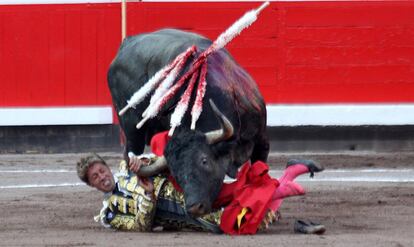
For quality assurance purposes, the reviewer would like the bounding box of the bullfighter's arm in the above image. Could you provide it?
[128,154,162,193]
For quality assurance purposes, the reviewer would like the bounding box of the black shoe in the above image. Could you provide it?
[286,159,324,178]
[294,219,326,235]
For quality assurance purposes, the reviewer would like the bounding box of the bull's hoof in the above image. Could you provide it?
[286,159,324,178]
[294,220,326,235]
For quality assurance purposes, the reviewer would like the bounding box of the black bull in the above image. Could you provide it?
[108,29,269,215]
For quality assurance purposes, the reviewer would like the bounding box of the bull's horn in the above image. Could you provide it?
[205,99,234,144]
[136,156,168,177]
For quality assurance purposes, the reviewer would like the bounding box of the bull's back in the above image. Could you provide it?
[108,29,267,158]
[109,28,264,117]
[108,30,209,111]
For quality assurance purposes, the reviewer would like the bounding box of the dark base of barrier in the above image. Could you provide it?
[267,125,414,152]
[1,125,413,154]
[0,125,122,154]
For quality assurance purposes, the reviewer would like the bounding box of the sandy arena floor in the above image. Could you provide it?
[0,152,413,247]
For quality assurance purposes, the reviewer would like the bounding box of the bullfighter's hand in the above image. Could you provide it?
[129,156,150,174]
[139,177,154,195]
[129,156,154,194]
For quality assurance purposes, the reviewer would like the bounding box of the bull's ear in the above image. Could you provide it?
[211,141,236,157]
[211,141,237,178]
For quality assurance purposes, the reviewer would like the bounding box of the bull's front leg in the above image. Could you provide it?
[121,123,147,164]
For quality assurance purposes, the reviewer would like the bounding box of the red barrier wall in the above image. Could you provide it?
[1,1,413,110]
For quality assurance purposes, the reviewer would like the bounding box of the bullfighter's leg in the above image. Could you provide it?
[269,159,324,212]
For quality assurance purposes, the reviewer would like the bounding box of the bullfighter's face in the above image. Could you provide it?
[87,162,115,193]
